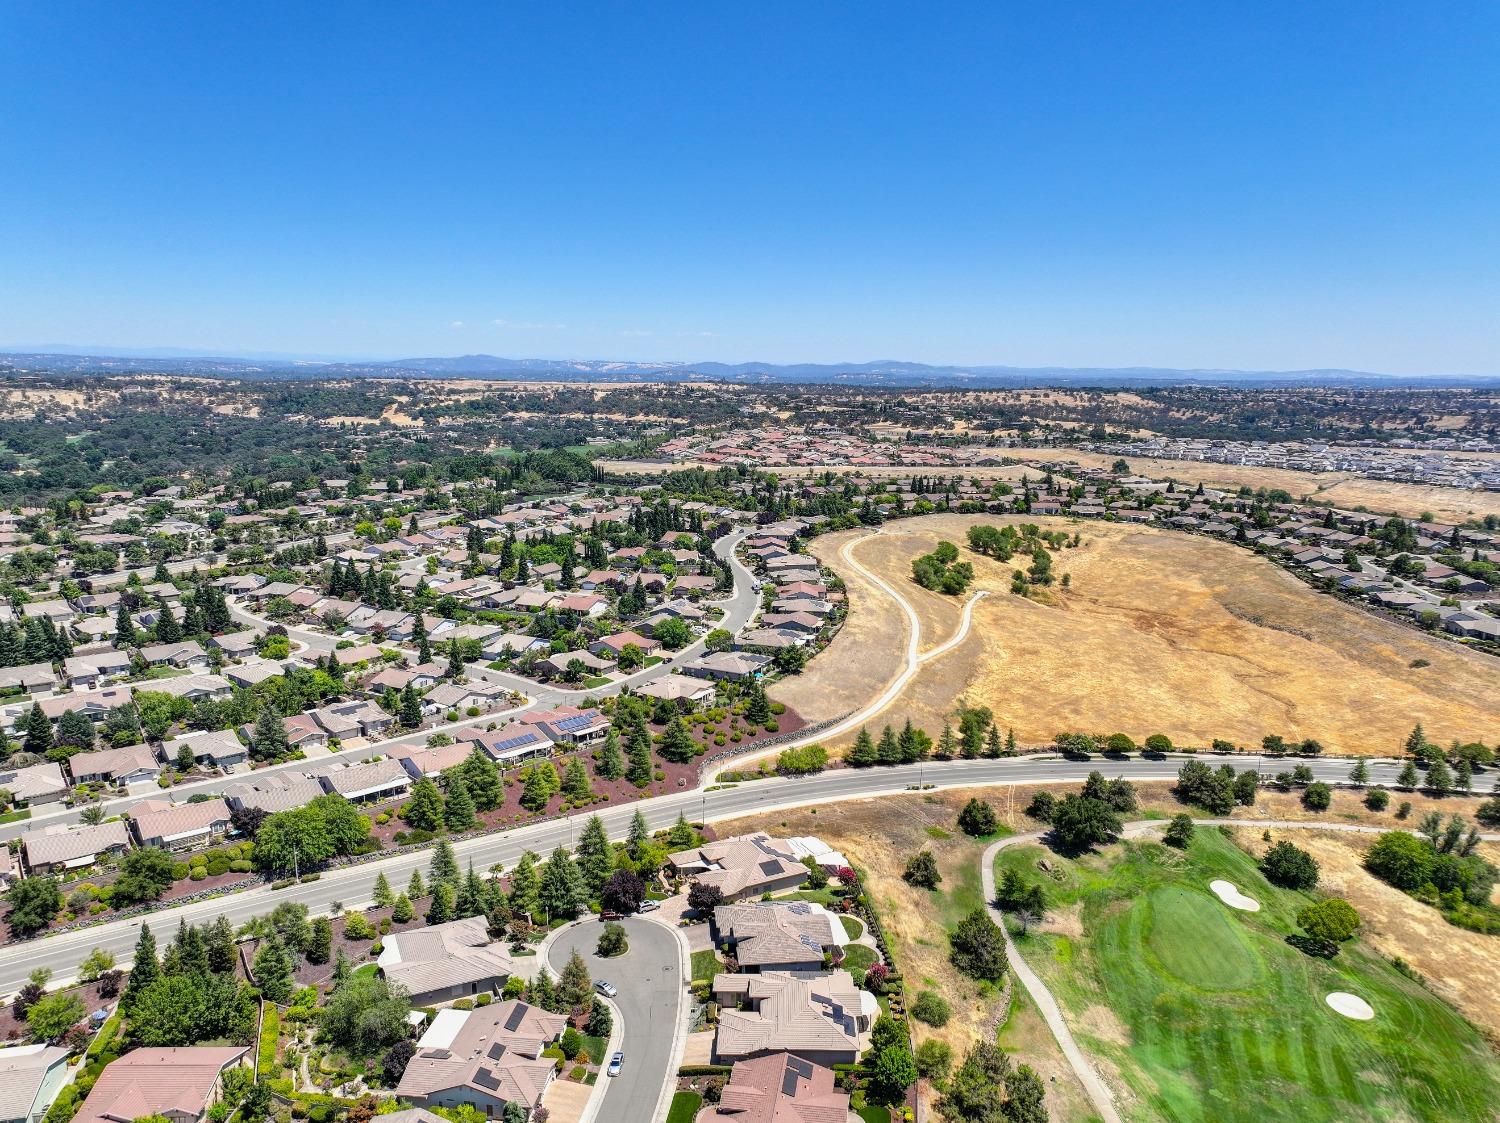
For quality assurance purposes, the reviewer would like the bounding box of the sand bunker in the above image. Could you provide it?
[1209,880,1261,911]
[1326,992,1375,1020]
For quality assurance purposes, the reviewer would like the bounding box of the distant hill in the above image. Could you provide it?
[3,348,1497,388]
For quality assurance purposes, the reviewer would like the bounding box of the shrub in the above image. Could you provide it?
[1261,841,1319,890]
[1162,813,1195,848]
[1301,782,1332,811]
[1143,733,1173,753]
[957,798,998,837]
[911,990,951,1027]
[1365,789,1390,812]
[189,867,207,881]
[902,850,941,889]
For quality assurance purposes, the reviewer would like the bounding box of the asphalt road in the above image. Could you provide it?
[2,528,760,844]
[0,752,1412,992]
[545,917,682,1123]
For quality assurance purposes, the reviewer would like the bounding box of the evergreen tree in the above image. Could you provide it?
[398,685,423,729]
[508,851,543,920]
[429,838,460,886]
[745,682,772,726]
[1404,723,1426,757]
[154,602,182,644]
[561,756,593,803]
[407,870,426,900]
[405,778,446,832]
[558,949,593,1014]
[847,727,877,767]
[1005,727,1018,755]
[392,894,415,923]
[426,882,455,925]
[122,924,159,1011]
[937,723,958,758]
[1348,760,1370,787]
[21,703,52,755]
[576,815,613,897]
[658,716,697,764]
[444,776,477,831]
[876,724,901,765]
[206,916,237,974]
[372,872,395,909]
[625,724,654,787]
[55,709,95,752]
[251,705,289,761]
[114,603,135,647]
[252,936,295,1003]
[1398,760,1419,789]
[307,917,333,965]
[595,728,624,780]
[627,810,651,858]
[460,749,502,810]
[538,847,586,920]
[985,725,1003,758]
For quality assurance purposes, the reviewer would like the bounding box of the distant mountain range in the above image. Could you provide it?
[3,347,1497,388]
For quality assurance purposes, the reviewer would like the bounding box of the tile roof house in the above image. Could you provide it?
[138,640,210,670]
[23,821,132,876]
[515,706,610,746]
[377,916,513,1005]
[66,744,162,786]
[395,1000,566,1119]
[130,797,232,850]
[680,651,771,683]
[695,1053,850,1123]
[160,729,248,771]
[0,1043,73,1123]
[0,761,68,805]
[712,902,844,972]
[315,757,411,802]
[712,970,875,1066]
[223,772,326,815]
[670,833,810,902]
[0,663,60,695]
[74,1047,247,1123]
[464,727,552,767]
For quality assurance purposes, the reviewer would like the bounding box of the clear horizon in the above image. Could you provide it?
[2,3,1497,375]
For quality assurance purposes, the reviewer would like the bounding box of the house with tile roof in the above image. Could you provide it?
[74,1047,247,1123]
[669,833,809,902]
[712,902,844,972]
[712,970,875,1067]
[395,1000,566,1118]
[23,821,132,876]
[0,1044,73,1123]
[129,797,232,850]
[695,1053,850,1123]
[377,916,513,1006]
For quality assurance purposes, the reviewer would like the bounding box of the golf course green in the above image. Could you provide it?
[995,827,1500,1123]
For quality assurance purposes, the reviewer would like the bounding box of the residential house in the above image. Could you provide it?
[130,797,233,850]
[66,744,162,786]
[670,833,809,901]
[0,663,59,695]
[316,757,410,802]
[0,761,67,806]
[0,1044,73,1123]
[73,1047,248,1123]
[680,651,771,682]
[712,970,874,1066]
[464,727,552,768]
[23,822,132,876]
[635,675,716,707]
[395,1001,566,1119]
[161,729,249,771]
[694,1053,849,1123]
[138,641,210,671]
[63,652,131,691]
[588,631,660,659]
[223,772,326,815]
[712,902,845,972]
[378,916,513,1005]
[515,706,610,747]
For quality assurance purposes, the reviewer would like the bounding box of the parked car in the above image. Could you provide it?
[595,980,619,997]
[638,899,660,913]
[600,910,623,921]
[607,1052,624,1077]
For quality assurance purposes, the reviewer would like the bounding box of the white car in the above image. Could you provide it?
[595,980,618,997]
[607,1051,624,1077]
[638,899,660,913]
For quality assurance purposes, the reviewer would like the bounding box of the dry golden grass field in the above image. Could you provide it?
[773,514,1500,755]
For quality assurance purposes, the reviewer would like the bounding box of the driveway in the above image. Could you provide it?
[545,916,685,1123]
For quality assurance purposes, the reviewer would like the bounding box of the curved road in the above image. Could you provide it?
[544,917,684,1123]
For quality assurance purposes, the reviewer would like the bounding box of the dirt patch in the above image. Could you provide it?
[1079,1003,1132,1047]
[804,513,1500,755]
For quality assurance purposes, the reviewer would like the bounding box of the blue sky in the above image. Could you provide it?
[2,3,1497,372]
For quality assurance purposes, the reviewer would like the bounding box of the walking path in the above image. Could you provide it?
[980,816,1500,1123]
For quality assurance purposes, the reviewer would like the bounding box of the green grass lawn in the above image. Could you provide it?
[997,829,1500,1123]
[840,914,864,940]
[690,949,721,986]
[666,1091,702,1123]
[579,1033,608,1065]
[842,944,877,976]
[854,1105,891,1123]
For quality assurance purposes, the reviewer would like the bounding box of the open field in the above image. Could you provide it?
[995,827,1500,1123]
[1008,447,1500,524]
[780,514,1500,755]
[712,788,1096,1123]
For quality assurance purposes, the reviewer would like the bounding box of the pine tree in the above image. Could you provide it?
[508,851,543,919]
[627,810,651,858]
[558,949,593,1013]
[595,728,624,780]
[937,723,958,759]
[21,703,52,755]
[985,725,1003,758]
[625,725,654,787]
[658,717,697,764]
[444,776,476,832]
[666,812,696,849]
[56,709,95,752]
[122,924,159,1011]
[407,869,427,899]
[426,882,455,925]
[847,727,877,767]
[206,916,236,974]
[1348,760,1370,787]
[876,725,901,765]
[430,839,461,886]
[392,893,415,923]
[1005,727,1018,756]
[745,682,772,726]
[1397,760,1419,789]
[252,936,294,1003]
[576,815,613,897]
[1404,723,1426,757]
[460,749,502,810]
[405,778,446,832]
[308,917,333,965]
[114,603,135,648]
[538,847,586,920]
[562,757,593,803]
[372,872,395,909]
[251,705,289,761]
[154,602,182,644]
[399,685,423,729]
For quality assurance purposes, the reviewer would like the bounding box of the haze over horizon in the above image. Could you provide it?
[3,3,1497,375]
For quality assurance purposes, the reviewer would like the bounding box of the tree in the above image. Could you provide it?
[1296,898,1360,955]
[1364,831,1435,891]
[21,703,52,755]
[576,815,614,897]
[587,997,613,1037]
[1002,1065,1049,1123]
[561,756,593,803]
[950,907,1008,981]
[252,937,295,1003]
[5,875,61,938]
[957,798,999,837]
[558,949,593,1013]
[383,1040,417,1084]
[1162,814,1195,848]
[1260,840,1319,889]
[600,869,646,915]
[373,872,395,909]
[903,849,942,889]
[112,847,177,906]
[508,851,543,919]
[392,893,415,923]
[1049,794,1122,853]
[26,992,85,1043]
[916,1039,954,1082]
[1348,759,1370,788]
[322,974,413,1056]
[593,727,625,780]
[55,709,95,753]
[687,881,724,915]
[596,921,628,957]
[1398,760,1419,790]
[625,724,654,787]
[78,947,116,983]
[538,847,586,920]
[1301,781,1332,811]
[460,749,503,810]
[426,882,455,925]
[846,727,877,767]
[430,839,461,887]
[307,916,333,965]
[1424,758,1453,797]
[940,1041,1013,1123]
[443,776,477,831]
[776,743,827,776]
[519,762,557,812]
[912,990,951,1027]
[122,924,160,1011]
[654,617,691,650]
[405,778,446,832]
[1025,791,1056,822]
[657,716,698,764]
